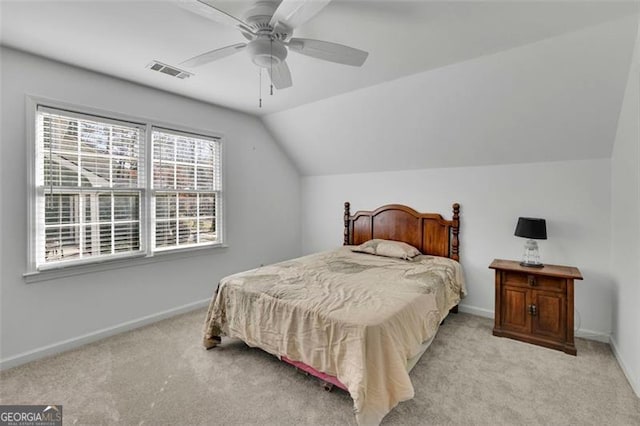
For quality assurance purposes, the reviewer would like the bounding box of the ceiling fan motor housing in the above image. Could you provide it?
[247,38,287,68]
[244,0,280,34]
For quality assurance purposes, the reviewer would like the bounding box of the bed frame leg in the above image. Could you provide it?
[203,336,222,349]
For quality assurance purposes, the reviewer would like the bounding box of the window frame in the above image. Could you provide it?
[35,106,148,268]
[150,127,223,253]
[25,96,226,281]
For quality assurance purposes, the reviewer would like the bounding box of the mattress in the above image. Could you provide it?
[203,247,466,425]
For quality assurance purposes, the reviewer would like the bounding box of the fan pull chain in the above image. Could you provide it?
[270,38,274,96]
[258,68,262,108]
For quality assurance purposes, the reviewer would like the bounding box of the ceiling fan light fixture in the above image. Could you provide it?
[247,38,287,68]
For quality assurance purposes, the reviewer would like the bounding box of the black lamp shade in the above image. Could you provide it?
[514,217,547,240]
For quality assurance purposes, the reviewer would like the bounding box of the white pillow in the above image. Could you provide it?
[351,239,421,260]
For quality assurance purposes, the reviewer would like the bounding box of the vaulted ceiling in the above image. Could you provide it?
[2,1,638,175]
[264,14,639,175]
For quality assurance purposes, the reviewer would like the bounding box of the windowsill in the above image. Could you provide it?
[23,243,229,283]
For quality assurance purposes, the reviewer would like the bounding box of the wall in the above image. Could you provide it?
[610,25,640,396]
[302,159,612,338]
[0,47,301,367]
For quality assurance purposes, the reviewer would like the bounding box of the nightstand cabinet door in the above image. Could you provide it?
[530,290,566,342]
[501,285,530,334]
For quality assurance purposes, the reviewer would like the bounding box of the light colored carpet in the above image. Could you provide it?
[1,310,638,425]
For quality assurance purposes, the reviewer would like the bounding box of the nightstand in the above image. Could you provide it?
[489,259,583,355]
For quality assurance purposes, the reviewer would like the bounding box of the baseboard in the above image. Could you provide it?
[458,303,494,319]
[457,303,610,343]
[0,298,210,371]
[609,336,640,398]
[574,328,610,343]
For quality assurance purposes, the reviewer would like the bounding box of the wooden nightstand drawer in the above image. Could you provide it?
[503,271,565,292]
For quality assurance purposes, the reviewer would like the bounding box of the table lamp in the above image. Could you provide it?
[514,217,547,267]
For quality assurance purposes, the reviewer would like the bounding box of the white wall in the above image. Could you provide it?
[0,47,301,366]
[302,159,612,338]
[610,25,640,396]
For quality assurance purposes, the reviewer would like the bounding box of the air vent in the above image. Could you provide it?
[147,61,193,79]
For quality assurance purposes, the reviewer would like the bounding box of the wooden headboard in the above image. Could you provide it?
[343,202,460,261]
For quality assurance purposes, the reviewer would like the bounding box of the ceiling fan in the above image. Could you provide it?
[178,0,369,90]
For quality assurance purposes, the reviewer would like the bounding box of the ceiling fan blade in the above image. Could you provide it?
[288,38,368,67]
[269,0,332,31]
[268,61,293,89]
[180,43,247,68]
[179,0,256,38]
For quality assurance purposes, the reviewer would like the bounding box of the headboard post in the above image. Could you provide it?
[451,203,460,261]
[343,202,351,246]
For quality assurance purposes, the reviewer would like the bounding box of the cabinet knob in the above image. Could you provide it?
[528,275,536,287]
[528,304,537,316]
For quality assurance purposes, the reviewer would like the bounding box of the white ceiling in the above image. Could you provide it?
[264,15,639,175]
[1,1,638,116]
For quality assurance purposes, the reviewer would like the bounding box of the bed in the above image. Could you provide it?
[203,202,465,425]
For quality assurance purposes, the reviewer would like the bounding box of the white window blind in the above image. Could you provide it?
[36,107,145,268]
[152,128,222,250]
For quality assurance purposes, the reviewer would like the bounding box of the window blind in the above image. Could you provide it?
[36,107,145,268]
[152,128,221,250]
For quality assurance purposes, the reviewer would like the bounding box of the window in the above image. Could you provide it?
[32,104,223,271]
[152,129,221,250]
[36,107,145,267]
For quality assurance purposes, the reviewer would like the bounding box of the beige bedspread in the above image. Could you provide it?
[203,247,466,425]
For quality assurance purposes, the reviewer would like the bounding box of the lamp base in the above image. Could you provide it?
[520,261,544,268]
[521,239,543,268]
